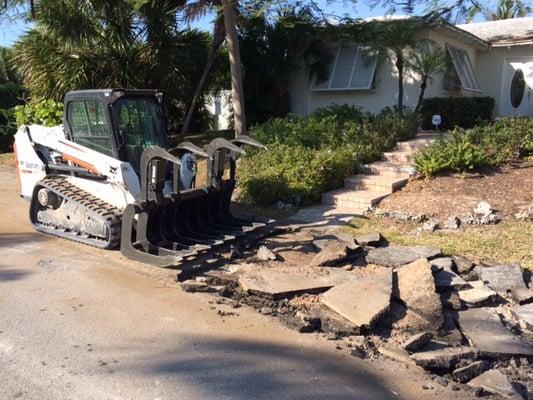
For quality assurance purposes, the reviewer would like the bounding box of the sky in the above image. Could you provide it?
[0,1,462,47]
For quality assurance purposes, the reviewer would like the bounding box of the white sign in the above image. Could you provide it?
[432,114,442,126]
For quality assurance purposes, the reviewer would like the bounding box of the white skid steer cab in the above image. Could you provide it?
[14,89,270,270]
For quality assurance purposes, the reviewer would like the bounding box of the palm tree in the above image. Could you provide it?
[10,0,211,131]
[485,0,531,19]
[407,40,446,113]
[368,18,421,115]
[222,0,246,135]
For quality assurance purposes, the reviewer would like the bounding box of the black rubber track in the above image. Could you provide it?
[29,176,122,249]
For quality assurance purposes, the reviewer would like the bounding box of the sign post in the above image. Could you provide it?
[432,114,441,133]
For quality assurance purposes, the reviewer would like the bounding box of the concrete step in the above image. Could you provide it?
[321,188,390,210]
[360,161,413,176]
[344,174,409,192]
[382,151,414,163]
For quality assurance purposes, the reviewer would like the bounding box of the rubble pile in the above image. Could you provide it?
[181,226,533,399]
[370,200,505,232]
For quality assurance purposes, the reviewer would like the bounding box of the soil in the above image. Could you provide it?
[379,160,533,220]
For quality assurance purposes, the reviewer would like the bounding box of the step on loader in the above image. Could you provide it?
[14,89,271,269]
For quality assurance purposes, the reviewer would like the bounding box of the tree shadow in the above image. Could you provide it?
[111,336,398,399]
[0,233,48,248]
[0,267,30,282]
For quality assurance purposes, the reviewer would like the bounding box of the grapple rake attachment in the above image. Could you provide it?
[120,136,271,268]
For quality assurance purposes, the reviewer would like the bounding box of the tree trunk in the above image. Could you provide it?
[181,18,225,134]
[222,0,246,137]
[396,53,404,115]
[414,76,428,114]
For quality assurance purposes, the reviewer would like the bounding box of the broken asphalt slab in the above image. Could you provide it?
[513,303,533,331]
[310,240,357,267]
[410,345,478,371]
[238,265,356,299]
[458,286,497,306]
[366,245,441,267]
[434,268,471,292]
[456,308,533,358]
[477,263,527,293]
[395,258,443,331]
[468,369,524,399]
[320,269,392,330]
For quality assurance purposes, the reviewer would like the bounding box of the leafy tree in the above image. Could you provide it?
[407,39,446,113]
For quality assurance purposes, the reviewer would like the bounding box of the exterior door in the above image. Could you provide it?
[501,58,533,117]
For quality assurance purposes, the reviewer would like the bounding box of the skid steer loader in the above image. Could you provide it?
[14,89,270,269]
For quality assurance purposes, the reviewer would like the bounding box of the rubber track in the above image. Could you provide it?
[31,176,123,249]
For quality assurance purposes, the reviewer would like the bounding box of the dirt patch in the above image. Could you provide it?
[0,153,15,167]
[379,161,533,219]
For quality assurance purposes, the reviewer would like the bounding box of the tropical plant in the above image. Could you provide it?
[9,0,215,133]
[485,0,531,20]
[407,40,446,113]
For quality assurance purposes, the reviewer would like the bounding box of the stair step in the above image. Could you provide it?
[345,174,409,192]
[382,151,414,163]
[360,161,413,176]
[321,188,390,209]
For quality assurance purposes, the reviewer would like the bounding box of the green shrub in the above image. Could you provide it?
[14,99,63,127]
[420,97,495,130]
[0,108,15,152]
[237,143,357,207]
[414,117,533,178]
[310,104,369,125]
[238,106,419,207]
[414,134,487,177]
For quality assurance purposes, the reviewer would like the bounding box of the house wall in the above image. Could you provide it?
[476,46,533,117]
[288,29,483,116]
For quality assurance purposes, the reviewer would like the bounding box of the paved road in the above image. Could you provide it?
[0,165,474,400]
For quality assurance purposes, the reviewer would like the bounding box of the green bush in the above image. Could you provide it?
[414,117,533,178]
[420,97,495,130]
[0,108,15,152]
[238,105,419,207]
[14,99,63,127]
[237,143,357,207]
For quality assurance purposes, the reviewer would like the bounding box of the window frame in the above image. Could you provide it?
[65,99,117,158]
[310,45,378,92]
[446,45,482,93]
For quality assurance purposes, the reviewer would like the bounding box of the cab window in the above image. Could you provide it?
[67,100,114,157]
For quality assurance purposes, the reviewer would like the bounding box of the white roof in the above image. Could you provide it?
[457,17,533,46]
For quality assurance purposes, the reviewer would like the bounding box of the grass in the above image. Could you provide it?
[0,152,15,167]
[343,216,533,270]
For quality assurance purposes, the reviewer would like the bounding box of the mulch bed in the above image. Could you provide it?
[379,160,533,220]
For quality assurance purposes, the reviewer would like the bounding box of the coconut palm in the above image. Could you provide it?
[407,39,446,113]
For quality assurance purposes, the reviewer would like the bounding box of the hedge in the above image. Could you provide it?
[420,96,495,130]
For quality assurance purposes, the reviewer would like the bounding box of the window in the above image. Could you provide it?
[67,100,114,157]
[312,46,377,91]
[510,69,525,109]
[112,97,166,173]
[446,45,481,92]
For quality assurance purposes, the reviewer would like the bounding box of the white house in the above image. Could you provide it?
[288,17,533,118]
